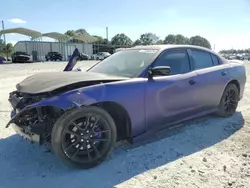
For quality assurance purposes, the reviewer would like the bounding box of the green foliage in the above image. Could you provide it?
[64,29,91,43]
[63,29,213,50]
[139,33,160,45]
[189,35,211,49]
[164,34,176,44]
[111,33,132,46]
[132,39,142,46]
[0,42,14,57]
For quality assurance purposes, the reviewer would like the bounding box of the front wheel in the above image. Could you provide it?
[51,106,117,169]
[216,83,239,117]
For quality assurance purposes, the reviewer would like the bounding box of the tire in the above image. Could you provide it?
[51,106,117,169]
[215,83,239,118]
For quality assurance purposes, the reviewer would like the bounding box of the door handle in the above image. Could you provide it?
[189,80,196,85]
[221,71,227,76]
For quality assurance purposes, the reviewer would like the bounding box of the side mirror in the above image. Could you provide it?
[148,66,171,77]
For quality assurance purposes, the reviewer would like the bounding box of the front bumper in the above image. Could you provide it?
[8,109,41,144]
[11,123,40,143]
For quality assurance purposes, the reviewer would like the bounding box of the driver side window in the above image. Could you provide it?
[153,49,191,75]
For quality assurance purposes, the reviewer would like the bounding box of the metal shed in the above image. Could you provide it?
[0,27,43,61]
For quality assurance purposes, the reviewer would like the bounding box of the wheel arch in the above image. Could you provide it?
[91,101,132,142]
[226,79,240,93]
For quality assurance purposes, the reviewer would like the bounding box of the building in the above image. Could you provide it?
[14,41,93,61]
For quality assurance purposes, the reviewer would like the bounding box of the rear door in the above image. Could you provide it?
[188,48,229,111]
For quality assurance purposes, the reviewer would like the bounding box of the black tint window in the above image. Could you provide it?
[154,49,190,75]
[191,50,214,69]
[211,54,220,65]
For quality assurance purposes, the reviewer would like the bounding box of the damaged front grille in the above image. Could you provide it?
[9,91,48,111]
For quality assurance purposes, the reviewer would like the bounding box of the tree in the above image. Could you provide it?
[189,35,211,49]
[163,34,190,44]
[0,39,5,54]
[156,39,164,44]
[111,33,132,46]
[163,34,176,44]
[2,43,14,58]
[92,35,105,44]
[75,29,89,35]
[133,39,142,46]
[64,29,92,43]
[175,34,190,44]
[64,30,76,37]
[139,33,159,45]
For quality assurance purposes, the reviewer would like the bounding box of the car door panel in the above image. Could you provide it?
[145,71,199,130]
[194,65,229,110]
[188,49,230,111]
[144,48,200,131]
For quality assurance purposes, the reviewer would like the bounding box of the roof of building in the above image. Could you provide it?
[0,27,42,38]
[73,35,98,43]
[42,32,70,41]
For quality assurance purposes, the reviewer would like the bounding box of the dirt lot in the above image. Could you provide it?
[0,61,249,188]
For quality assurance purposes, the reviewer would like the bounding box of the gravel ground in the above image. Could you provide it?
[0,61,249,188]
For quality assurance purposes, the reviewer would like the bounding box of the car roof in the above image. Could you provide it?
[124,44,227,64]
[128,44,218,55]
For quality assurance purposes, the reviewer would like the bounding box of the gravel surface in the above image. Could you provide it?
[0,61,249,188]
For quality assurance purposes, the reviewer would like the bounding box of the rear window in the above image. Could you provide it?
[211,54,220,65]
[191,49,214,70]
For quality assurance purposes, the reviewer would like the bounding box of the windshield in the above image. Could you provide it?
[16,51,28,55]
[88,49,158,77]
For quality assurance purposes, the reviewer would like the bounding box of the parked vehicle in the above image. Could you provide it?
[45,52,63,61]
[91,52,110,60]
[78,52,90,60]
[7,45,246,169]
[11,51,30,63]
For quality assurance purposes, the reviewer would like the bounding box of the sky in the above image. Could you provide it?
[1,0,250,52]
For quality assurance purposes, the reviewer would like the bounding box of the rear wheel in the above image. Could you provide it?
[216,83,239,117]
[51,106,117,169]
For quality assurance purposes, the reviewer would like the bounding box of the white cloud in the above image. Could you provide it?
[9,18,26,24]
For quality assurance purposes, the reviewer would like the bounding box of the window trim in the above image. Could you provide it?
[188,48,215,71]
[210,53,222,66]
[148,48,192,76]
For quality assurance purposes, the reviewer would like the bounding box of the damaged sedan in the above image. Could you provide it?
[7,45,246,169]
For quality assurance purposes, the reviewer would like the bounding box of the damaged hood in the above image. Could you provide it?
[16,71,129,94]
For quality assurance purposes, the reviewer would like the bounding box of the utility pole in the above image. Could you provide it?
[1,20,6,45]
[106,27,108,44]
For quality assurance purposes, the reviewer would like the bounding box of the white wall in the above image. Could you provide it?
[14,41,94,61]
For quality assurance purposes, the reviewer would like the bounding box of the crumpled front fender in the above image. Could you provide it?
[6,85,106,127]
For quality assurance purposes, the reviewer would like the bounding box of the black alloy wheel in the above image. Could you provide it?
[51,107,117,169]
[216,83,239,117]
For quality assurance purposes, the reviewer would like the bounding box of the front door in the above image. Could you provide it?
[145,48,200,131]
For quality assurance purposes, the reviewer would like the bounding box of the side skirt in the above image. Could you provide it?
[131,108,218,144]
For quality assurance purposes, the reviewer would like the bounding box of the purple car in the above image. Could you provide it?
[6,45,247,169]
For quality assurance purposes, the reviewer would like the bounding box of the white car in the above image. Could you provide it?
[91,52,111,60]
